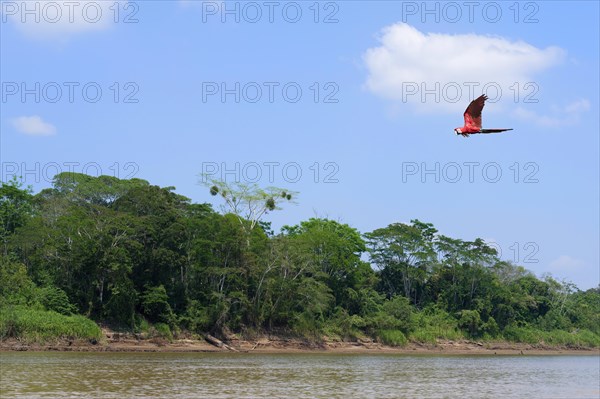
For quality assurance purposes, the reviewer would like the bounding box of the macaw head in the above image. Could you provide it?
[454,128,462,135]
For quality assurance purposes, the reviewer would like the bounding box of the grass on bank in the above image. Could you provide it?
[0,306,102,343]
[503,326,600,348]
[377,329,408,346]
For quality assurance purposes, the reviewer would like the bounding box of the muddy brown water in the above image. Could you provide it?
[1,352,598,398]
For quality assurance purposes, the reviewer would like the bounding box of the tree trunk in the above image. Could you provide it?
[205,334,238,351]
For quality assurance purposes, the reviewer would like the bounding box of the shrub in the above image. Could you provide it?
[410,306,464,343]
[323,308,366,340]
[377,329,408,347]
[141,285,174,325]
[179,300,211,333]
[482,316,500,337]
[458,309,482,337]
[0,259,36,306]
[382,296,415,334]
[575,330,600,347]
[133,315,150,336]
[153,322,173,342]
[502,325,540,344]
[292,311,322,341]
[536,309,572,331]
[36,286,77,315]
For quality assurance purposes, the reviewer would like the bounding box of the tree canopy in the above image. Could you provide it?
[1,173,598,346]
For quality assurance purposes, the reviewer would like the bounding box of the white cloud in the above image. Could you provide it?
[548,255,585,273]
[11,115,56,136]
[2,1,129,39]
[363,23,565,112]
[513,99,590,127]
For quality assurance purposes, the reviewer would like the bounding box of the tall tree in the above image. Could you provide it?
[365,220,437,306]
[282,218,370,312]
[0,177,34,256]
[200,177,296,246]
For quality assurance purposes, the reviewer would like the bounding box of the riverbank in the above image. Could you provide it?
[1,331,598,355]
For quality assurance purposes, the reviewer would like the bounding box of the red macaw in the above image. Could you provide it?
[455,94,513,137]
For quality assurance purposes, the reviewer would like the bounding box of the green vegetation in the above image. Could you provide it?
[411,307,464,343]
[503,326,600,347]
[0,306,101,343]
[377,330,408,347]
[152,322,174,342]
[1,174,598,348]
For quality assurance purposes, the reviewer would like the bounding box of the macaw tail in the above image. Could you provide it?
[479,128,513,134]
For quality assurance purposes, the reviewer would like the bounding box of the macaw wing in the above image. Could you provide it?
[463,94,487,130]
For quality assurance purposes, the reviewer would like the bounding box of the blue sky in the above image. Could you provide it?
[1,1,598,289]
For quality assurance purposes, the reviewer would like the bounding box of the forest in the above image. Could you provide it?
[1,173,598,348]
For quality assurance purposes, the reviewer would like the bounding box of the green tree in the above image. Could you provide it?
[141,285,174,325]
[365,220,437,305]
[0,256,37,306]
[283,218,369,312]
[3,171,598,348]
[0,177,34,255]
[200,177,296,246]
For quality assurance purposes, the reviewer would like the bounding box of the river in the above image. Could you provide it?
[1,352,598,398]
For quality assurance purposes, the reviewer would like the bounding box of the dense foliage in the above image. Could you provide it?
[1,174,598,347]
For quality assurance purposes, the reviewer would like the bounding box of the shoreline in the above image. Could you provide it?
[1,335,598,356]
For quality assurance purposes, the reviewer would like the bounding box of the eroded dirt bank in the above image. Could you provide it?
[1,329,598,355]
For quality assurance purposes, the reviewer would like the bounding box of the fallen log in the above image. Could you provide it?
[205,334,238,352]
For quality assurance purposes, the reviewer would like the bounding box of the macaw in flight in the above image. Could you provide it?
[455,94,513,137]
